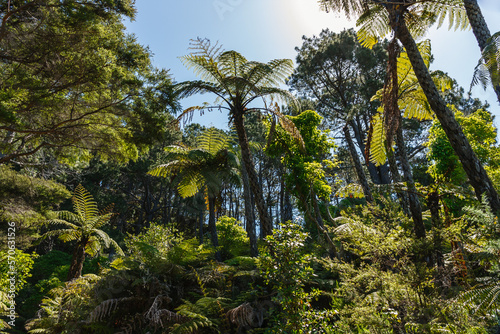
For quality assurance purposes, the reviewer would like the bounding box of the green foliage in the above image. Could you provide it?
[44,185,124,257]
[149,127,240,199]
[0,249,36,330]
[426,107,500,188]
[216,216,249,259]
[125,222,183,271]
[168,238,217,267]
[266,110,336,205]
[259,221,334,333]
[0,249,36,298]
[0,165,70,249]
[25,274,102,334]
[368,40,452,166]
[0,0,179,165]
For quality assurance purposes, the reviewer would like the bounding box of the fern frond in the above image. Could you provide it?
[218,50,247,77]
[356,4,390,49]
[72,184,98,221]
[197,127,229,155]
[266,107,306,152]
[177,170,204,198]
[415,0,468,32]
[457,283,500,314]
[334,183,365,199]
[318,0,366,19]
[367,110,387,166]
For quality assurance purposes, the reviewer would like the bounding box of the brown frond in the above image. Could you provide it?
[226,302,266,329]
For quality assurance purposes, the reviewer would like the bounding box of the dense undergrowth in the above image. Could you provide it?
[4,195,499,333]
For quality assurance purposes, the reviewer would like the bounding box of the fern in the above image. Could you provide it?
[367,109,387,166]
[335,183,365,199]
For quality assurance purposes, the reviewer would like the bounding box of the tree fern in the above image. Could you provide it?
[43,185,123,280]
[367,40,453,165]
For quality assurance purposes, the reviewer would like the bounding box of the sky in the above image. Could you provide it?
[125,0,500,131]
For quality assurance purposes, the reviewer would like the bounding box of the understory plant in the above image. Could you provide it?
[259,221,335,333]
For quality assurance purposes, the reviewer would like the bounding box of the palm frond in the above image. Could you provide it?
[180,38,225,85]
[43,229,80,242]
[149,160,185,178]
[174,80,225,100]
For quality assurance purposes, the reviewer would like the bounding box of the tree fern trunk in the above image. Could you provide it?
[67,237,88,281]
[208,195,221,262]
[241,155,258,257]
[396,19,500,214]
[234,110,270,253]
[463,0,500,104]
[343,124,374,202]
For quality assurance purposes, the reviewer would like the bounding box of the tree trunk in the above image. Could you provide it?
[208,195,222,262]
[396,18,500,214]
[198,207,204,244]
[396,118,425,239]
[462,0,500,104]
[351,119,386,184]
[343,124,374,202]
[240,144,259,257]
[428,190,444,268]
[387,145,410,214]
[67,237,88,281]
[233,109,273,237]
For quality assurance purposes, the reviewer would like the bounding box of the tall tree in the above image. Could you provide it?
[289,28,390,193]
[0,0,178,165]
[149,127,240,261]
[266,110,337,252]
[318,0,500,214]
[176,38,301,238]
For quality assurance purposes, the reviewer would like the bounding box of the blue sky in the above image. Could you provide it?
[125,0,500,130]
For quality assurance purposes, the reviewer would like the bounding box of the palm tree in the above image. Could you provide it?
[318,0,500,214]
[149,127,240,261]
[175,38,301,238]
[44,185,124,281]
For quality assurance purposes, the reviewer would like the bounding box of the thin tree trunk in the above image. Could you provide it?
[351,119,384,184]
[428,190,444,268]
[343,124,374,202]
[462,0,500,104]
[198,207,204,244]
[67,237,88,281]
[208,196,222,262]
[387,146,410,215]
[396,18,500,214]
[396,118,425,239]
[233,109,273,237]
